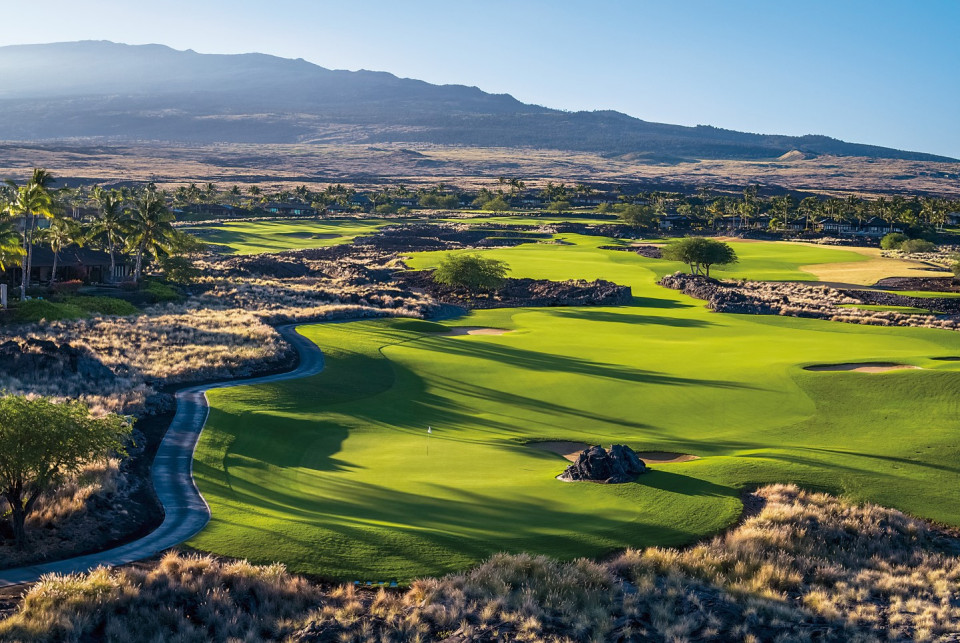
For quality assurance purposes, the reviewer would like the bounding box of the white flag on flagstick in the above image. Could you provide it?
[427,426,432,434]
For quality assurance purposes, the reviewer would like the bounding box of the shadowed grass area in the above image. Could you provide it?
[192,237,960,580]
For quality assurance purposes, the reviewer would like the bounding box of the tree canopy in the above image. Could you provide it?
[0,395,131,548]
[433,253,509,292]
[662,237,738,278]
[618,204,658,228]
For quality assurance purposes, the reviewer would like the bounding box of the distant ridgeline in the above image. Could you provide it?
[0,41,953,162]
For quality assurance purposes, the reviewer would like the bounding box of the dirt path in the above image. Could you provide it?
[0,324,325,588]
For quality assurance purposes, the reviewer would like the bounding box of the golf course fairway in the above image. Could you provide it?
[191,236,960,580]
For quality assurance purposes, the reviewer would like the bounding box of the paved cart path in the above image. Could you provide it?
[0,324,324,588]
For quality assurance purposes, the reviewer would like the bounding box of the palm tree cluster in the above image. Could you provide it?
[0,169,181,297]
[629,187,959,234]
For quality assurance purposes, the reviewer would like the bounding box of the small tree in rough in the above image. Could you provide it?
[880,232,908,250]
[433,254,509,292]
[662,237,738,278]
[483,196,511,214]
[0,395,131,548]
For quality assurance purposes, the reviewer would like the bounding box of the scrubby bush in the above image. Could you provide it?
[0,553,319,642]
[157,255,201,284]
[880,232,909,249]
[5,486,960,641]
[433,253,509,292]
[141,280,181,303]
[900,238,936,253]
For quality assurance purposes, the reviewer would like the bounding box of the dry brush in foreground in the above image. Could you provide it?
[2,484,959,642]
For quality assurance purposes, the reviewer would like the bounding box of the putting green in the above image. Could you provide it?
[191,236,960,580]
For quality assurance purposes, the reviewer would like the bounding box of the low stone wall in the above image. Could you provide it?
[658,272,960,332]
[396,271,632,309]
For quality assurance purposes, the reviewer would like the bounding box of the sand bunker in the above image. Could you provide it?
[443,327,510,336]
[804,362,920,373]
[529,441,698,464]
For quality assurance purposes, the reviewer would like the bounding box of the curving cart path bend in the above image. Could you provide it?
[0,324,325,588]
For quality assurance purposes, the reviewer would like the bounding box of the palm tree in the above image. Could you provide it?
[126,188,175,282]
[0,217,24,272]
[798,197,820,230]
[773,195,794,230]
[88,187,128,283]
[36,217,80,284]
[4,169,57,299]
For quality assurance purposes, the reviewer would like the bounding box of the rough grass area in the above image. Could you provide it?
[0,459,125,568]
[193,237,960,580]
[0,249,431,414]
[4,486,960,642]
[0,309,290,415]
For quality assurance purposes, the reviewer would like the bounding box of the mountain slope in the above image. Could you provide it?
[0,41,952,162]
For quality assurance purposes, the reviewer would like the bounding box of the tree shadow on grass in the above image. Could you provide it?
[777,446,960,476]
[635,469,738,498]
[415,339,754,389]
[543,308,710,328]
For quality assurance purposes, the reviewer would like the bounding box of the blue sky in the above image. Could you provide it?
[3,0,958,158]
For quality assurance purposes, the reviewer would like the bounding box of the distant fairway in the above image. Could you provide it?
[191,236,960,580]
[181,218,392,254]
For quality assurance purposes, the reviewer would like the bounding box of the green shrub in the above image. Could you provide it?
[899,238,936,253]
[433,253,509,292]
[157,256,201,284]
[880,232,909,250]
[142,281,182,303]
[63,296,139,316]
[13,299,85,322]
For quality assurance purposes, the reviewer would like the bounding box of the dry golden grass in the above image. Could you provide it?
[0,459,125,568]
[0,309,290,415]
[0,250,431,415]
[1,142,957,197]
[3,485,959,641]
